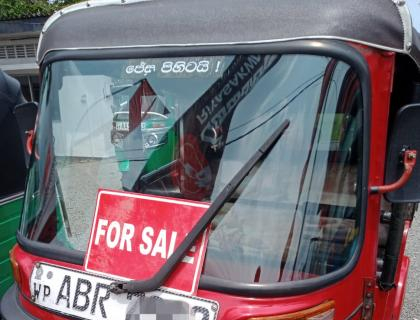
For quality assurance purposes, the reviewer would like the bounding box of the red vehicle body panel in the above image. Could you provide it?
[392,222,411,320]
[12,44,413,320]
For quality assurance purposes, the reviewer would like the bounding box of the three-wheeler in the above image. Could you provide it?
[3,0,420,319]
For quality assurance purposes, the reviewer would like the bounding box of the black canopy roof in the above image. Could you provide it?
[37,0,420,66]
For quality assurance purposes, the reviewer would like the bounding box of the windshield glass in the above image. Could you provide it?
[21,54,363,284]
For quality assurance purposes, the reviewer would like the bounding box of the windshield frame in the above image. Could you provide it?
[18,39,371,297]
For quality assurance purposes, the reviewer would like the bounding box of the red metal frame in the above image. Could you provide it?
[11,43,412,320]
[391,221,411,320]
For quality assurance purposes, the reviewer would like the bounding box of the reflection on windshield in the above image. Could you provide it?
[21,54,363,284]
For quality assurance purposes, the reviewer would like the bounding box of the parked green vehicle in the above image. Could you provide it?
[0,71,29,299]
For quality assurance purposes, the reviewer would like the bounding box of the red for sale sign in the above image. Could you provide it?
[84,189,210,295]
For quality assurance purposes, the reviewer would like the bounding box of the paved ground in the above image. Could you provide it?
[401,216,420,319]
[57,157,122,251]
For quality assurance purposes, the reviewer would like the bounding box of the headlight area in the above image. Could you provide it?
[9,245,22,291]
[143,131,168,149]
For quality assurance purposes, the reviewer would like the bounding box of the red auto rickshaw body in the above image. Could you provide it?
[2,0,420,319]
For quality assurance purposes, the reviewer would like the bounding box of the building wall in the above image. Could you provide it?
[53,75,115,158]
[0,18,46,101]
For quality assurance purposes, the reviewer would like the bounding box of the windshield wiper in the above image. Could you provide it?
[110,119,290,294]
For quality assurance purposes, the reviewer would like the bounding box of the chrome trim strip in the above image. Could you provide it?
[392,0,413,51]
[0,192,24,205]
[37,35,406,64]
[343,303,363,320]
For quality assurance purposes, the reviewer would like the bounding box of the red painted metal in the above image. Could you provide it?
[361,278,376,320]
[371,149,417,194]
[14,244,365,320]
[392,222,411,320]
[10,44,404,320]
[25,130,34,155]
[349,45,396,320]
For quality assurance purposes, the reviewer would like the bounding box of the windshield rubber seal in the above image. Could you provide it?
[20,39,371,297]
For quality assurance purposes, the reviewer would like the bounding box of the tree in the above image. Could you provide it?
[0,0,84,21]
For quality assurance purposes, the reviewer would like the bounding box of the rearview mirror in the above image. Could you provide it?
[14,102,38,167]
[384,103,420,203]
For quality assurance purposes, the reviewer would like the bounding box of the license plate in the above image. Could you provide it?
[30,263,219,320]
[116,121,129,131]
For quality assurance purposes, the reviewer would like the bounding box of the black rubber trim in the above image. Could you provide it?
[16,231,85,265]
[0,285,38,320]
[19,39,370,297]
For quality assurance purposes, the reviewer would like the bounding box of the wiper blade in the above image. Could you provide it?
[110,119,290,294]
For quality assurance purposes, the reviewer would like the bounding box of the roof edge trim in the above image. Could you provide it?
[392,0,413,51]
[36,0,152,61]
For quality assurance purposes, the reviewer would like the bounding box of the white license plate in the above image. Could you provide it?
[30,263,219,320]
[116,121,129,131]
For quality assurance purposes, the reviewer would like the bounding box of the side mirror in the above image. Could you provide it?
[382,104,420,203]
[14,102,38,167]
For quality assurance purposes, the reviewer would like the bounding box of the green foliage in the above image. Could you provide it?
[0,0,84,21]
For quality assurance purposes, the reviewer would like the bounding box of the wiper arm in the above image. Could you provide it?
[110,119,290,294]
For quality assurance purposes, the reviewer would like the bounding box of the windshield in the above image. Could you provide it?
[21,54,363,284]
